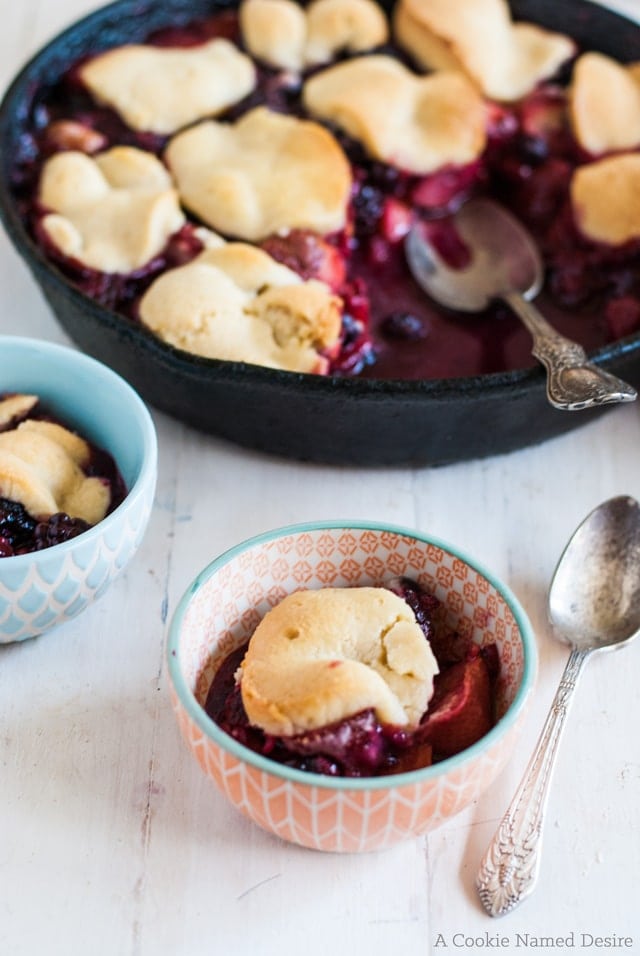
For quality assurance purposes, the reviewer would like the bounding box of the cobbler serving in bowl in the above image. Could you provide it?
[0,337,157,643]
[207,578,501,777]
[2,0,640,463]
[167,522,536,852]
[0,392,126,557]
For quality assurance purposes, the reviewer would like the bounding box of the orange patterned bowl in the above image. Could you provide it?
[167,522,537,853]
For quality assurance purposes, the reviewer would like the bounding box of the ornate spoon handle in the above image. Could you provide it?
[502,292,637,411]
[476,647,591,918]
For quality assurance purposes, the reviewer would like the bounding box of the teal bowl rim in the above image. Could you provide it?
[167,520,537,792]
[0,334,157,566]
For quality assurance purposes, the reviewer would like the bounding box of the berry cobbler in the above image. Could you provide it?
[8,0,640,380]
[206,577,500,778]
[0,393,126,556]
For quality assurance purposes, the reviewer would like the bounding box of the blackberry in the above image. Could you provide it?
[380,312,427,341]
[34,513,91,550]
[0,497,37,554]
[352,183,384,236]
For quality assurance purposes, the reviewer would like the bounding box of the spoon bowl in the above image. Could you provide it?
[406,199,637,411]
[549,494,640,650]
[405,198,543,311]
[476,495,640,917]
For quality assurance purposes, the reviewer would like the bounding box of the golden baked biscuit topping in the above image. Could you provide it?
[0,417,110,524]
[394,0,574,102]
[237,587,439,736]
[240,0,388,71]
[303,55,487,174]
[39,147,184,273]
[139,242,342,373]
[569,53,640,155]
[80,39,256,134]
[571,154,640,246]
[165,106,352,241]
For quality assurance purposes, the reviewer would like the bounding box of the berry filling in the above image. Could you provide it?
[9,10,640,381]
[205,577,500,778]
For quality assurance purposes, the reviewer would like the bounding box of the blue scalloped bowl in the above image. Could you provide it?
[0,336,157,642]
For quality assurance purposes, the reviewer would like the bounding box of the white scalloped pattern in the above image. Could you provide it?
[0,484,154,642]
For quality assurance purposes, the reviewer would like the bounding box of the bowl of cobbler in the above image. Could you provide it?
[1,0,640,465]
[0,336,157,643]
[167,522,536,852]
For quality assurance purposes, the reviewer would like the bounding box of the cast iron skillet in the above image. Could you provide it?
[1,0,639,465]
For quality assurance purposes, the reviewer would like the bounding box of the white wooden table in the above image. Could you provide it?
[1,2,639,953]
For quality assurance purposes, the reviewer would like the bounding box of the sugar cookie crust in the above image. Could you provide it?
[240,0,388,72]
[569,53,640,155]
[39,147,184,273]
[0,418,110,523]
[393,0,574,103]
[303,55,487,174]
[139,242,342,373]
[238,587,439,736]
[80,38,256,134]
[165,106,352,241]
[571,154,640,246]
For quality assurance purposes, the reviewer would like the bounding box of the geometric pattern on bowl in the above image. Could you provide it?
[168,523,536,852]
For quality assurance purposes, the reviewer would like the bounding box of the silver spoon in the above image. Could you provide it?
[405,198,637,410]
[476,495,640,918]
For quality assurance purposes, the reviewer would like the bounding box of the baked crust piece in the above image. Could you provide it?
[39,146,185,273]
[0,419,110,524]
[0,394,38,428]
[165,106,352,240]
[394,0,574,103]
[303,55,487,174]
[569,53,640,155]
[79,38,256,134]
[570,154,640,247]
[240,0,388,72]
[237,587,439,736]
[138,241,342,373]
